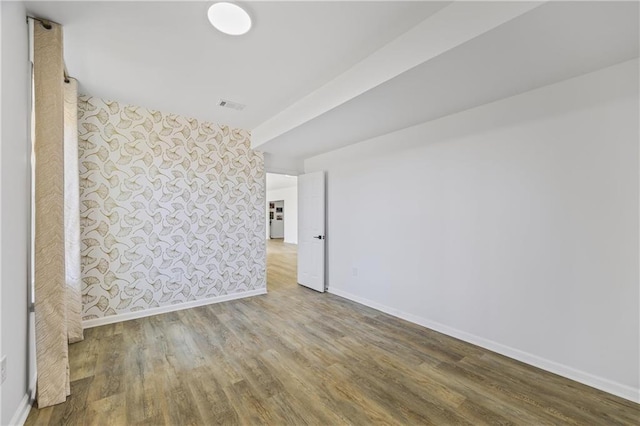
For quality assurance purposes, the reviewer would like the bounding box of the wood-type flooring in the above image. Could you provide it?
[25,239,640,425]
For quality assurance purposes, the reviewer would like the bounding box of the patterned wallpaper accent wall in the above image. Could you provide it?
[77,96,265,321]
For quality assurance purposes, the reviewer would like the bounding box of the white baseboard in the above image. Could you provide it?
[328,287,640,404]
[8,391,33,426]
[83,289,267,329]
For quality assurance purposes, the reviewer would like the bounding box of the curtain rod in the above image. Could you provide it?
[27,16,71,83]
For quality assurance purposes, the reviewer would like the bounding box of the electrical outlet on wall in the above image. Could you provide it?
[1,355,7,384]
[352,267,358,277]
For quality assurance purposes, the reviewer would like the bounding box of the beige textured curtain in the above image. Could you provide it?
[64,78,84,344]
[33,19,83,408]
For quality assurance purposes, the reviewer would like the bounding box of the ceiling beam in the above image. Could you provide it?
[251,0,545,151]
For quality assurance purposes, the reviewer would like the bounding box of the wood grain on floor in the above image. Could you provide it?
[25,239,640,425]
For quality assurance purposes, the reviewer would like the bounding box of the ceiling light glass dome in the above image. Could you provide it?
[207,2,252,36]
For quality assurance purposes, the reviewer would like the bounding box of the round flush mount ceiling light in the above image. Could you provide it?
[207,2,252,36]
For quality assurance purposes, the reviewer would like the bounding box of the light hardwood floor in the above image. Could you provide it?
[25,239,639,425]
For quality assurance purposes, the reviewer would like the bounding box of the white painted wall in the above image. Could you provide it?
[305,59,640,402]
[266,186,298,244]
[1,1,31,423]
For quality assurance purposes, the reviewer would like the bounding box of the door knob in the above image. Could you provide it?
[313,235,324,240]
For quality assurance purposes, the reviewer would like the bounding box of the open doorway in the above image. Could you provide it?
[265,174,298,244]
[266,173,298,291]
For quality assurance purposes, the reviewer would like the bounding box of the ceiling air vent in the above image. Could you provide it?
[218,99,246,111]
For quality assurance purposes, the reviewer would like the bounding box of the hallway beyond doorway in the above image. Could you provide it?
[266,173,298,244]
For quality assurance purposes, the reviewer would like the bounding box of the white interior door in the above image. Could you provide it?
[297,171,325,292]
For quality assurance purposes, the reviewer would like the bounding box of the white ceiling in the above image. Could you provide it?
[23,1,639,166]
[266,173,296,192]
[258,1,640,159]
[24,0,449,130]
